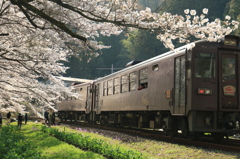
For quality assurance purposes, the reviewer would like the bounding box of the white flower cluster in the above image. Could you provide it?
[0,1,75,115]
[24,1,238,50]
[154,8,238,49]
[49,0,238,50]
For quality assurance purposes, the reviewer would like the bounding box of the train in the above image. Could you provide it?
[57,35,240,141]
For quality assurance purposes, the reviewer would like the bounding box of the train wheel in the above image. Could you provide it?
[89,120,96,125]
[100,117,108,126]
[166,129,177,137]
[163,125,168,135]
[187,132,196,140]
[187,132,202,141]
[100,119,105,125]
[59,117,63,122]
[212,133,224,142]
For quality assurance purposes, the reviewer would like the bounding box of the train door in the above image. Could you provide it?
[95,84,101,114]
[219,53,239,110]
[173,55,186,114]
[86,85,92,114]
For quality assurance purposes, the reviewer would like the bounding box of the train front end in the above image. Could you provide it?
[189,35,240,139]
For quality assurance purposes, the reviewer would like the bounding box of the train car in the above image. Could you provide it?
[58,35,240,141]
[57,82,93,122]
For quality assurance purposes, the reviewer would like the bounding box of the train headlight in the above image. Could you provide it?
[198,88,212,95]
[205,89,211,94]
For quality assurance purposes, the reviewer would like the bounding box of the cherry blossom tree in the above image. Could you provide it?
[0,22,72,115]
[0,0,238,116]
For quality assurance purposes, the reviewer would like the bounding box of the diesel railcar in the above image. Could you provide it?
[57,35,240,140]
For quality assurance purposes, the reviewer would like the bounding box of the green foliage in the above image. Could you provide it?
[41,125,142,159]
[224,0,240,36]
[121,30,168,61]
[64,34,128,79]
[92,34,130,77]
[0,125,41,159]
[161,0,229,20]
[225,0,240,19]
[62,51,97,79]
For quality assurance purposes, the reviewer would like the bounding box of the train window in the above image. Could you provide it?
[222,58,236,79]
[113,78,120,94]
[129,72,137,91]
[139,68,148,89]
[121,75,128,93]
[152,64,159,71]
[103,81,107,96]
[195,52,216,78]
[107,79,113,95]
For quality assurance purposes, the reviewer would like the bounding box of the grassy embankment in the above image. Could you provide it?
[0,121,105,159]
[1,121,240,159]
[51,124,240,159]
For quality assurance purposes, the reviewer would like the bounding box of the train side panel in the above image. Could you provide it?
[94,52,183,113]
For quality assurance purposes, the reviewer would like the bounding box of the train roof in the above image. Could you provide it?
[94,40,203,82]
[57,76,93,86]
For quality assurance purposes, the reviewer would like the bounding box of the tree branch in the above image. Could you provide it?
[15,0,87,42]
[0,1,10,16]
[0,33,9,36]
[48,0,152,30]
[17,4,45,29]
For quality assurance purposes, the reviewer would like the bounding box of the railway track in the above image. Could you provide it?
[59,121,240,153]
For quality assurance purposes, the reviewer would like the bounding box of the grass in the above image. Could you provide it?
[24,127,105,159]
[2,121,240,159]
[52,124,240,159]
[122,137,240,158]
[2,121,105,159]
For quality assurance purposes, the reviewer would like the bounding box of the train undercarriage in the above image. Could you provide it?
[58,110,240,141]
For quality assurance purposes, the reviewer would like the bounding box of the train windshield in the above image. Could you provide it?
[195,52,216,78]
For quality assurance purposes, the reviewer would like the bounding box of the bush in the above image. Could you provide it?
[0,125,41,159]
[41,125,142,159]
